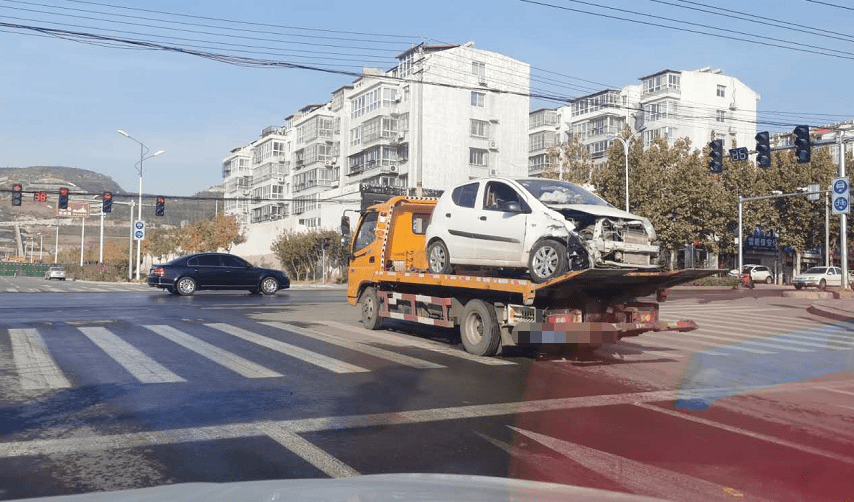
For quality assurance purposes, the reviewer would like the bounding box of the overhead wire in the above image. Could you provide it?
[804,0,854,12]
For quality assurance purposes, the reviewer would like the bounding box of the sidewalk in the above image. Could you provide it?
[809,298,854,322]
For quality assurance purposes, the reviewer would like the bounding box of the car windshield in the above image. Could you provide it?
[516,179,612,207]
[805,267,827,274]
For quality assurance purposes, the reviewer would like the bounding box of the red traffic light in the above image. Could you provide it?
[156,196,165,204]
[13,183,21,191]
[103,192,112,200]
[59,188,69,196]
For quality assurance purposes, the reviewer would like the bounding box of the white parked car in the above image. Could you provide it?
[424,177,660,283]
[728,264,773,284]
[44,266,66,280]
[792,266,853,291]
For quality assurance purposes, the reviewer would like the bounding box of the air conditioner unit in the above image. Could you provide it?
[489,141,497,149]
[728,126,737,134]
[393,96,401,103]
[275,176,285,183]
[389,165,397,172]
[325,159,334,167]
[490,169,497,176]
[397,131,405,139]
[478,77,488,86]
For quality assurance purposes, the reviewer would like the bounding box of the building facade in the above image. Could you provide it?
[223,41,531,262]
[528,67,760,176]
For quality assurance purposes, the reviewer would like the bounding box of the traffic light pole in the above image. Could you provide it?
[838,131,849,289]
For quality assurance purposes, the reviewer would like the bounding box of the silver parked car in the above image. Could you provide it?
[44,266,66,280]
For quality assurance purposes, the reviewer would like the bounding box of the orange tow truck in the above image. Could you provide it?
[343,196,715,356]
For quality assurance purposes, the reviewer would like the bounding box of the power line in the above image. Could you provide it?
[519,0,854,61]
[652,0,854,44]
[805,0,854,12]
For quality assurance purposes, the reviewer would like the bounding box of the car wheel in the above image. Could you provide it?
[794,284,803,290]
[765,276,773,284]
[360,286,383,330]
[260,277,278,295]
[819,279,827,291]
[176,277,197,296]
[460,299,500,356]
[426,240,452,275]
[529,240,568,283]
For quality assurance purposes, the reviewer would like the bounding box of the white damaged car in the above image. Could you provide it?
[424,177,660,282]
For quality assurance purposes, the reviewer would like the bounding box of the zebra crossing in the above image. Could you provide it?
[2,319,514,392]
[610,302,854,360]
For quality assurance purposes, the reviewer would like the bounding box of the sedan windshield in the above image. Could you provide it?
[516,179,612,206]
[804,267,827,274]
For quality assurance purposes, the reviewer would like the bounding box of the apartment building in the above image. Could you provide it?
[529,67,760,176]
[223,41,531,261]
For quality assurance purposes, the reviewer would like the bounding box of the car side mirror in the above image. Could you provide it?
[499,201,521,212]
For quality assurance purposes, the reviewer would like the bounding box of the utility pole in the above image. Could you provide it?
[838,128,849,289]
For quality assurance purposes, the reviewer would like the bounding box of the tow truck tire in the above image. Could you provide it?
[427,240,453,275]
[794,284,803,290]
[529,240,568,283]
[460,299,501,356]
[360,286,383,330]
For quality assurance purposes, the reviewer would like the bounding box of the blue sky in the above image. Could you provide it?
[2,0,853,195]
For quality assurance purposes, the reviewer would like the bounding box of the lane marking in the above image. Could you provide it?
[815,386,854,397]
[633,402,854,466]
[258,424,359,478]
[679,332,793,354]
[261,321,445,370]
[8,328,71,390]
[144,325,282,379]
[3,381,853,460]
[322,320,516,366]
[66,320,114,326]
[649,332,773,354]
[625,336,730,356]
[206,323,369,374]
[77,327,185,384]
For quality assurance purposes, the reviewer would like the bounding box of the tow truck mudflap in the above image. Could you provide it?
[506,319,698,347]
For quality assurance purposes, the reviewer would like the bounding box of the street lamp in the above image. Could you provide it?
[608,134,632,212]
[118,129,165,280]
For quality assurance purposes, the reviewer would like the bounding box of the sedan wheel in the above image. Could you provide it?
[529,240,568,283]
[176,277,197,296]
[427,240,452,275]
[260,277,278,295]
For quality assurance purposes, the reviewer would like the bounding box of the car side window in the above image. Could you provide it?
[196,255,220,266]
[221,255,248,267]
[187,257,198,266]
[828,268,837,275]
[484,182,522,211]
[412,213,431,235]
[451,182,479,208]
[354,211,379,252]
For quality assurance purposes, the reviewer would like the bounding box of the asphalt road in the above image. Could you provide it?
[1,278,853,501]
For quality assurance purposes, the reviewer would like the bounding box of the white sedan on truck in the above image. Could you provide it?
[424,177,660,282]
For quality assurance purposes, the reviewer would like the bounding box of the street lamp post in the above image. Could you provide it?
[118,130,164,281]
[39,233,42,262]
[608,135,632,212]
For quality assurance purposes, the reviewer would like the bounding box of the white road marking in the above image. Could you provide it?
[633,402,854,466]
[2,381,852,460]
[507,426,768,501]
[66,320,114,326]
[144,325,282,379]
[625,335,730,356]
[206,323,369,374]
[815,386,854,397]
[261,321,445,370]
[8,328,72,390]
[646,331,773,354]
[679,332,791,353]
[321,320,516,366]
[77,327,185,384]
[258,424,359,478]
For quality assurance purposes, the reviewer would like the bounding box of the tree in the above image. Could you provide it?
[541,133,595,185]
[271,228,347,282]
[174,214,244,254]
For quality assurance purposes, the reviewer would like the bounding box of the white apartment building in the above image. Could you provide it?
[529,67,760,176]
[223,41,531,262]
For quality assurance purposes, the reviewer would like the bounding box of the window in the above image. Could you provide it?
[470,119,490,139]
[484,182,522,211]
[195,255,220,266]
[471,91,485,107]
[642,72,680,95]
[717,85,726,98]
[469,148,488,167]
[411,214,431,235]
[354,211,378,252]
[472,61,486,79]
[451,182,479,208]
[529,110,557,129]
[644,100,677,123]
[221,255,250,267]
[717,110,726,123]
[529,131,557,152]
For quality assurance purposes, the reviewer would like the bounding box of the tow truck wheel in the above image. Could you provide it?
[794,284,803,290]
[427,240,453,274]
[529,240,568,283]
[360,286,384,330]
[460,299,500,356]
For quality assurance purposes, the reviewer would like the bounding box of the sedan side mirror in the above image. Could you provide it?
[499,200,528,213]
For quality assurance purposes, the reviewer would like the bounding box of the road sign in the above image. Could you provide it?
[728,147,748,162]
[832,177,849,215]
[134,220,146,240]
[807,183,820,202]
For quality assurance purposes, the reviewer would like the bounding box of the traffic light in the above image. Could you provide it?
[58,187,69,210]
[323,237,330,250]
[102,191,112,213]
[794,125,811,163]
[708,139,723,173]
[755,131,771,168]
[12,183,22,206]
[155,196,165,216]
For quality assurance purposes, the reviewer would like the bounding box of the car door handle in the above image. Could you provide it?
[445,213,451,218]
[479,216,487,221]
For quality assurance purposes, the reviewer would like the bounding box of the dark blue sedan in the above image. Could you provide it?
[147,253,290,296]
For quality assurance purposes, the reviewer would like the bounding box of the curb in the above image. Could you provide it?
[808,302,854,323]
